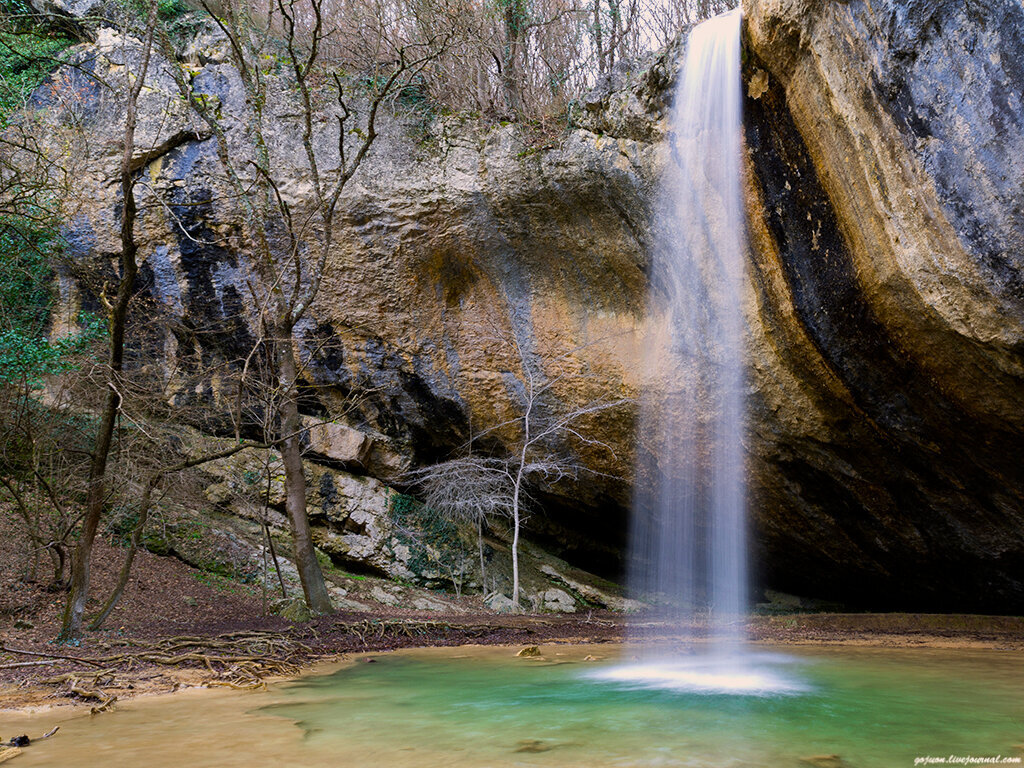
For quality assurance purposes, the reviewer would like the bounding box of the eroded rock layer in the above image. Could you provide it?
[742,0,1024,610]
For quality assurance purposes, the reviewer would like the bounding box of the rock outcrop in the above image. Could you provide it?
[29,0,1024,610]
[41,22,660,579]
[741,0,1024,610]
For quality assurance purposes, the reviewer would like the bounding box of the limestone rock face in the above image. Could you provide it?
[301,417,384,473]
[43,26,658,578]
[197,440,485,589]
[741,0,1024,610]
[34,1,1024,610]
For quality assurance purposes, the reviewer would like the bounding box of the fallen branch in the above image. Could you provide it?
[44,669,116,685]
[0,659,58,669]
[90,696,117,714]
[0,645,104,668]
[1,727,59,748]
[69,683,108,700]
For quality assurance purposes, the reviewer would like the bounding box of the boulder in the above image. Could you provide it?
[270,597,312,623]
[484,592,517,613]
[540,588,577,613]
[301,417,373,467]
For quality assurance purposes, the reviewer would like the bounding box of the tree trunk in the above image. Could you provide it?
[510,464,525,613]
[48,543,65,588]
[511,505,521,612]
[502,0,526,115]
[59,0,157,642]
[88,476,157,631]
[60,383,122,640]
[477,518,486,589]
[264,523,288,599]
[277,331,333,614]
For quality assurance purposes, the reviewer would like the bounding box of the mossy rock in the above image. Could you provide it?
[271,597,311,623]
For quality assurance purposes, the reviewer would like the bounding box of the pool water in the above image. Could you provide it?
[7,644,1024,767]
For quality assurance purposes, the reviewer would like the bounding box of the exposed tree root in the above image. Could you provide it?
[2,630,313,705]
[2,618,560,709]
[338,618,535,646]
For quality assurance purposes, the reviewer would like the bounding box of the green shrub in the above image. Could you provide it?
[0,21,73,126]
[0,220,105,387]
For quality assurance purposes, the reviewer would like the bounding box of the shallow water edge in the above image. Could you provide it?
[4,641,1024,768]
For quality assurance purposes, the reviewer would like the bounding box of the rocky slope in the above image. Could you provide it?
[29,0,1024,610]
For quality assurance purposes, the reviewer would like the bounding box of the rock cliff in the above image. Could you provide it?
[742,0,1024,610]
[33,0,1024,610]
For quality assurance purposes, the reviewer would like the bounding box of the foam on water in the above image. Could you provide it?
[592,654,811,697]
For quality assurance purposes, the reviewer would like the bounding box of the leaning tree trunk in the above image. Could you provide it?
[88,476,157,631]
[276,330,333,614]
[59,0,157,642]
[59,140,137,641]
[60,371,124,640]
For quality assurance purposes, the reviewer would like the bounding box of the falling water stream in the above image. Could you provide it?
[604,7,769,692]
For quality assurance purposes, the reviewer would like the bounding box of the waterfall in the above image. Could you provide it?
[594,8,807,696]
[606,8,762,690]
[594,7,802,696]
[631,5,746,650]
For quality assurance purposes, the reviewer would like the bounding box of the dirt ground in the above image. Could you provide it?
[3,514,1024,715]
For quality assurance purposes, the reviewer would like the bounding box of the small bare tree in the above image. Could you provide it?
[406,454,514,589]
[413,329,630,612]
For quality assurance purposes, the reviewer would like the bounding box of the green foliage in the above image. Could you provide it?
[388,492,473,583]
[155,0,208,50]
[121,0,190,23]
[0,19,86,391]
[241,468,264,486]
[108,508,141,547]
[0,316,105,385]
[0,219,105,387]
[156,0,190,22]
[389,491,420,519]
[0,18,73,126]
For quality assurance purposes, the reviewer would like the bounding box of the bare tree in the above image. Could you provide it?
[412,329,629,612]
[0,366,98,588]
[87,436,267,630]
[157,0,459,613]
[214,0,731,122]
[59,0,162,641]
[412,0,735,120]
[406,454,514,589]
